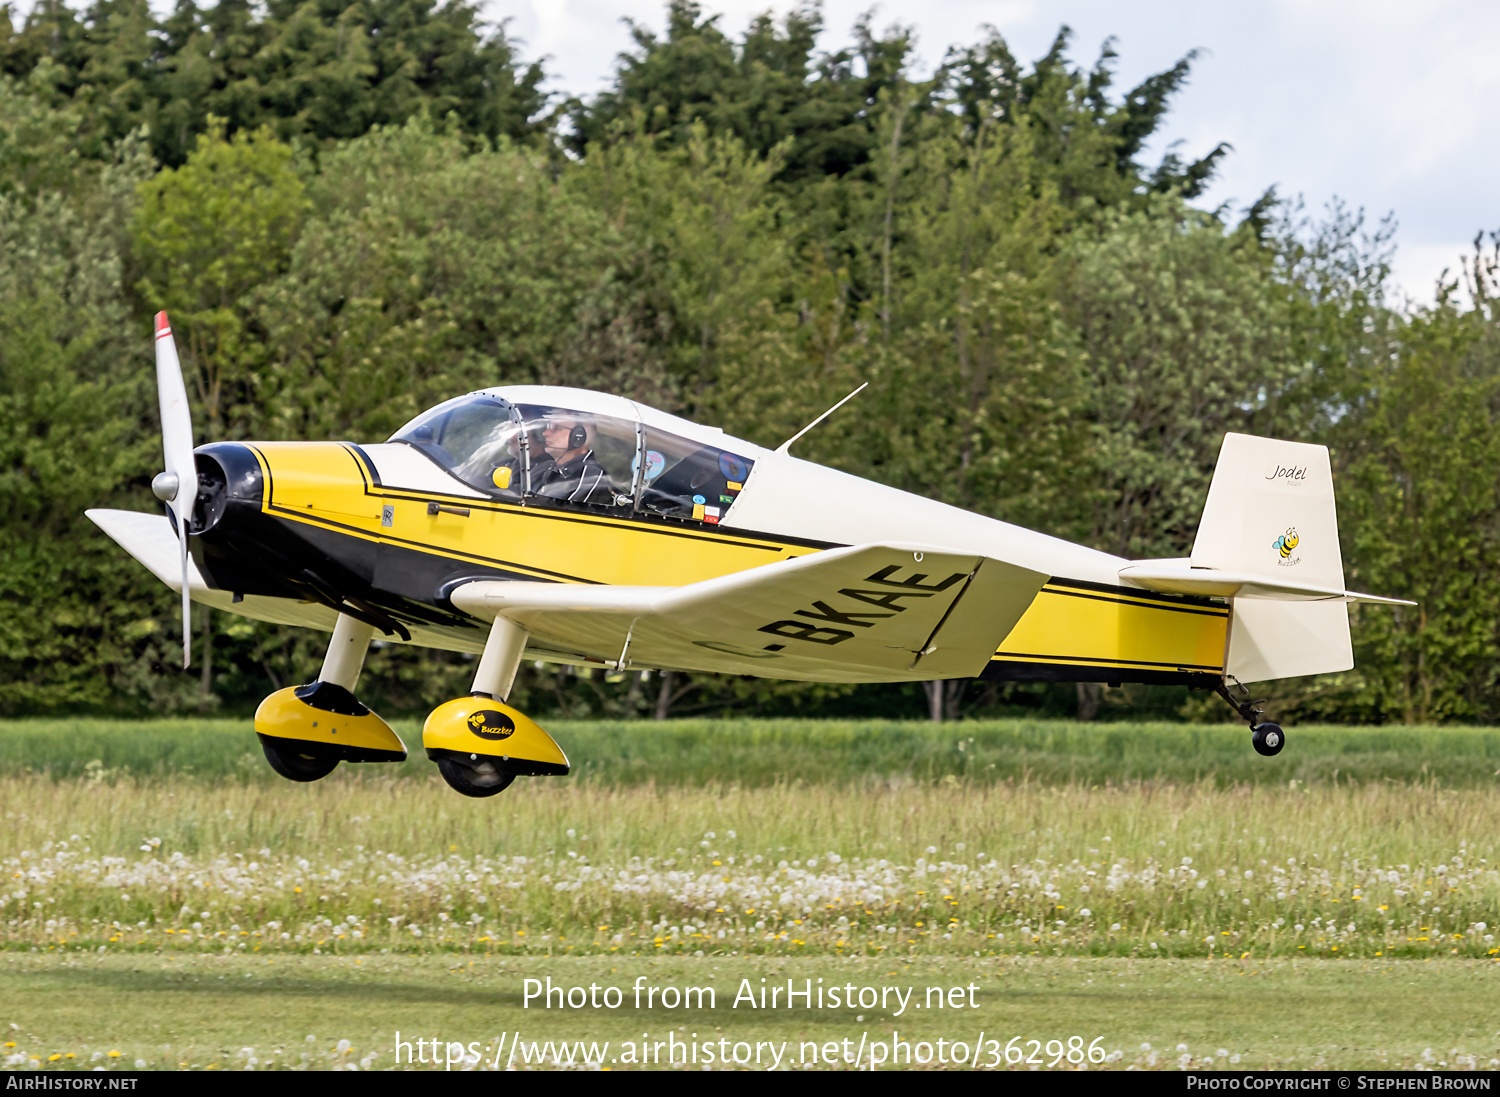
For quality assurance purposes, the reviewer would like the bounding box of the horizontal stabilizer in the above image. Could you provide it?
[1118,563,1415,606]
[450,543,1048,683]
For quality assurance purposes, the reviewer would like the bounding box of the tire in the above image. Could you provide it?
[436,756,516,798]
[261,738,340,782]
[1251,722,1286,758]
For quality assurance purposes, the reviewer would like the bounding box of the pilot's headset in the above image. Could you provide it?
[555,416,591,452]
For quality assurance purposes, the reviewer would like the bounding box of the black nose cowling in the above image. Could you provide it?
[190,442,264,534]
[186,441,277,596]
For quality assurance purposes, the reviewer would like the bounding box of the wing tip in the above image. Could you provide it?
[154,310,171,337]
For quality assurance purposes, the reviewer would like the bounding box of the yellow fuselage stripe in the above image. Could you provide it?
[250,443,1228,675]
[993,585,1227,673]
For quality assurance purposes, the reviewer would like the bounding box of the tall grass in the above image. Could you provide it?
[4,772,1497,961]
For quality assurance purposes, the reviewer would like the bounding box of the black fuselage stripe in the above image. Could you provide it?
[348,444,835,553]
[990,651,1222,671]
[1045,574,1224,610]
[255,444,823,579]
[1041,585,1229,618]
[980,660,1219,686]
[344,443,381,486]
[263,506,592,585]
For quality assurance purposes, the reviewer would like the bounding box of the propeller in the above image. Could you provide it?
[149,311,196,669]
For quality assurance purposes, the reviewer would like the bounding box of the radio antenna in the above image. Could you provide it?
[775,382,868,455]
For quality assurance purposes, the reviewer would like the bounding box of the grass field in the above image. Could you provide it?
[3,953,1499,1071]
[2,718,1498,1070]
[4,716,1500,786]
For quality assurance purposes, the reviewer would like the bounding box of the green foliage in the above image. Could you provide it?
[2,0,547,166]
[566,0,914,184]
[0,75,88,193]
[0,89,178,715]
[1332,241,1500,723]
[1066,197,1294,557]
[133,122,308,433]
[249,119,665,442]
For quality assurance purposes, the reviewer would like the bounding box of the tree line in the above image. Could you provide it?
[3,0,1498,724]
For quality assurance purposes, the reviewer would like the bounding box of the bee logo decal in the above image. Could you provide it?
[466,709,516,740]
[1272,528,1300,561]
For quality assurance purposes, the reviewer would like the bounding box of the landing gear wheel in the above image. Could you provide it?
[261,738,339,782]
[436,756,516,798]
[1251,722,1285,758]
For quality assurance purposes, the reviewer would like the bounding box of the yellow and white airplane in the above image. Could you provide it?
[87,314,1412,795]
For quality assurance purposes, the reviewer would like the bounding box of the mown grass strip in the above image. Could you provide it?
[3,954,1498,1071]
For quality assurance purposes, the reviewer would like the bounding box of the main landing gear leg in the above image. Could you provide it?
[1214,677,1285,758]
[423,616,570,798]
[253,613,408,781]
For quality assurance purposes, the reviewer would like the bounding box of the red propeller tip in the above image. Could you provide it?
[155,311,171,336]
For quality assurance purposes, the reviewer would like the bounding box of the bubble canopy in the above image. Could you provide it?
[388,389,758,526]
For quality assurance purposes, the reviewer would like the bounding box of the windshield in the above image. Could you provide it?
[389,395,529,499]
[391,394,639,509]
[390,392,755,521]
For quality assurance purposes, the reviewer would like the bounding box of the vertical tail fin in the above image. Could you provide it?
[1191,433,1353,684]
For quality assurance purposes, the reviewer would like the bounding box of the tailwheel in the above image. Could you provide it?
[1251,722,1285,757]
[260,737,339,782]
[1215,678,1288,758]
[435,753,516,798]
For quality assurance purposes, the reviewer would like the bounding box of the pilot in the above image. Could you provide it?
[531,414,614,506]
[489,426,552,494]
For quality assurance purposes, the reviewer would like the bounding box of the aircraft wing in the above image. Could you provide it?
[450,544,1048,683]
[86,508,341,631]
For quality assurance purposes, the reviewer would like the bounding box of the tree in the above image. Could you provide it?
[131,121,307,436]
[566,0,918,185]
[1333,240,1500,723]
[0,95,170,714]
[1066,197,1294,560]
[1,0,549,167]
[944,27,1228,207]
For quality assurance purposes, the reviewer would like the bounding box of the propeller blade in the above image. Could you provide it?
[153,311,196,669]
[180,530,192,670]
